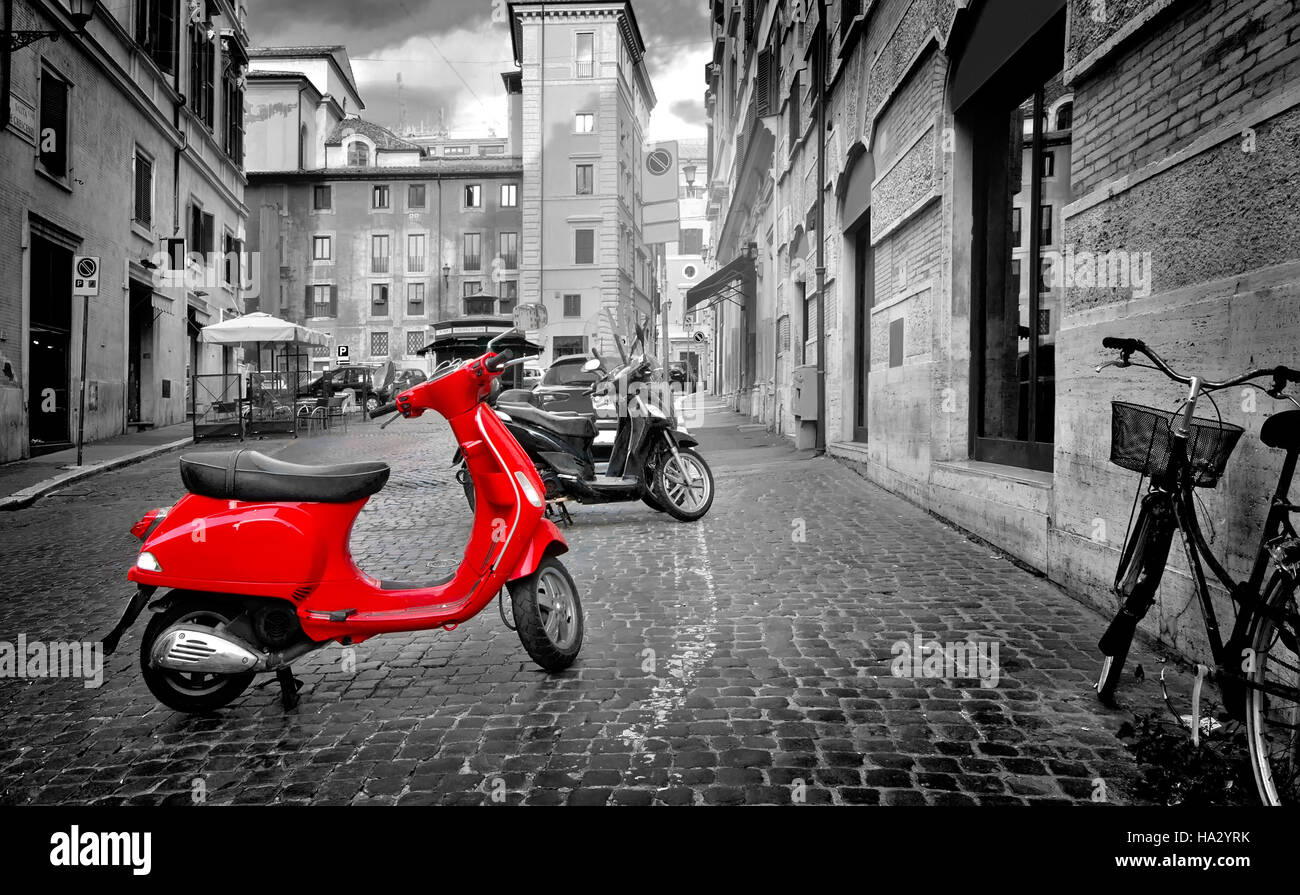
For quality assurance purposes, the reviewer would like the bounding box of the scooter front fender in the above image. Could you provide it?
[507,518,569,583]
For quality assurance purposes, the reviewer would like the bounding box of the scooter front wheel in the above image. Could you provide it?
[140,595,254,714]
[654,448,715,522]
[509,557,583,672]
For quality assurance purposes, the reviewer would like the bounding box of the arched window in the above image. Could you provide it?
[347,140,370,167]
[1055,101,1073,131]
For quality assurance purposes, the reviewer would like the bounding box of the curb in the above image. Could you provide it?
[0,437,194,512]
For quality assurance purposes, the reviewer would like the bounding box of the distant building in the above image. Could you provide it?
[245,47,523,394]
[507,1,658,365]
[245,46,365,172]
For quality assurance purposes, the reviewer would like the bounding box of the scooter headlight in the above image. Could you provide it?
[136,552,162,572]
[514,471,544,508]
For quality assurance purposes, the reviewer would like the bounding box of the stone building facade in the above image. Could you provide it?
[702,0,1300,661]
[0,0,250,461]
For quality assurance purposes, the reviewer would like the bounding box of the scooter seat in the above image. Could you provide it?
[498,402,597,439]
[180,450,390,504]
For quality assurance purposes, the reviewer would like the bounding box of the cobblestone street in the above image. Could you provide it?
[0,399,1178,806]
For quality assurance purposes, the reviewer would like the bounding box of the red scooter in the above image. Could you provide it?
[101,334,584,713]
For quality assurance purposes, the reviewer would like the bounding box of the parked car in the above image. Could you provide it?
[299,365,384,413]
[381,368,427,402]
[521,363,543,390]
[529,354,606,414]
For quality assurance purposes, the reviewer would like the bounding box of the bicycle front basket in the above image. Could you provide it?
[1110,401,1244,489]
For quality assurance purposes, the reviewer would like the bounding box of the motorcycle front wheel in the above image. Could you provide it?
[509,557,583,672]
[654,447,715,522]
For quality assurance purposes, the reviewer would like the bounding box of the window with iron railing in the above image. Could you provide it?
[463,233,481,271]
[372,235,390,273]
[370,331,389,357]
[407,233,426,272]
[406,330,426,357]
[499,232,519,270]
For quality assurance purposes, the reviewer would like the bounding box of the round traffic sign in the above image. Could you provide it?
[77,257,98,278]
[646,149,673,176]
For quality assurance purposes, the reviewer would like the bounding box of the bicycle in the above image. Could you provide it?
[1095,337,1300,806]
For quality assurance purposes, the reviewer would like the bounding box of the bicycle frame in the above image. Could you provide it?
[1129,377,1300,702]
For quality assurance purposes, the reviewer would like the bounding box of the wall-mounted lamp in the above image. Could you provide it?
[683,164,698,198]
[6,0,93,51]
[441,263,451,285]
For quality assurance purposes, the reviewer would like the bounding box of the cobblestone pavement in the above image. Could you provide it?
[0,399,1180,805]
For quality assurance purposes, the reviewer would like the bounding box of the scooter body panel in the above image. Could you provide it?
[128,359,563,645]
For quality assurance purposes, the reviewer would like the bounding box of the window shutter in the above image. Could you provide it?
[305,285,313,313]
[157,0,176,73]
[756,49,772,116]
[40,75,69,177]
[330,285,339,317]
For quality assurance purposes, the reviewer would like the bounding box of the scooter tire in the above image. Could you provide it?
[509,557,583,672]
[140,596,255,714]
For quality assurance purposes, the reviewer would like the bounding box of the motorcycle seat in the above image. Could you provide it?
[180,450,390,504]
[498,402,597,439]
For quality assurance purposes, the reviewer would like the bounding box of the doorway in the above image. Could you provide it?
[851,216,872,443]
[128,283,155,425]
[28,235,73,455]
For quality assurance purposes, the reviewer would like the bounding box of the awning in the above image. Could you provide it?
[200,312,329,346]
[685,255,755,312]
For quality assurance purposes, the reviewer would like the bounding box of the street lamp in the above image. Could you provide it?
[6,0,94,51]
[441,262,451,285]
[683,164,697,198]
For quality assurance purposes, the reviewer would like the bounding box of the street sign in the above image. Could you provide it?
[337,345,349,361]
[72,256,100,297]
[694,331,707,343]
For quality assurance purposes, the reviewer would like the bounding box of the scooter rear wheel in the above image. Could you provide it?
[140,596,254,714]
[509,557,583,672]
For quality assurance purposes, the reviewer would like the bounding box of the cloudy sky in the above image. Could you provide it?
[249,0,711,141]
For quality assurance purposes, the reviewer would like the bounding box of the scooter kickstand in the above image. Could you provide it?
[276,667,304,710]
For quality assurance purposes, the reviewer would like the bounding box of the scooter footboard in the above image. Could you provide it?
[508,519,569,583]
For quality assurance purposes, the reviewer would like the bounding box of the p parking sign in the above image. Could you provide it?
[337,345,350,362]
[72,256,100,297]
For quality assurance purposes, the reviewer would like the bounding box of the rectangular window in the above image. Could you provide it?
[407,233,426,272]
[563,294,582,318]
[310,284,336,318]
[134,0,177,73]
[576,33,594,78]
[407,282,425,316]
[553,336,587,357]
[189,205,214,257]
[222,67,244,165]
[371,283,389,316]
[500,184,518,207]
[222,232,242,287]
[312,235,331,261]
[313,185,332,210]
[464,184,482,208]
[499,232,519,270]
[188,24,214,129]
[499,280,518,315]
[372,185,390,209]
[133,149,153,225]
[463,281,483,298]
[370,331,389,357]
[372,235,390,273]
[1041,151,1055,178]
[574,229,595,265]
[575,113,595,133]
[406,330,426,356]
[463,233,481,270]
[479,144,505,156]
[681,228,704,255]
[408,184,427,208]
[444,145,470,156]
[787,72,801,157]
[970,57,1069,472]
[576,164,594,196]
[39,69,69,178]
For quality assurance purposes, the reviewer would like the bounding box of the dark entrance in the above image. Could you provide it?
[128,283,154,426]
[28,235,73,455]
[851,215,872,443]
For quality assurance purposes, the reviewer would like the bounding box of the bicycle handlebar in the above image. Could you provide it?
[1102,337,1300,392]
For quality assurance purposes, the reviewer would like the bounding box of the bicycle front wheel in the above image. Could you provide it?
[1246,573,1300,805]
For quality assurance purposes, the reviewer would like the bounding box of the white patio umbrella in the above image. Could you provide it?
[199,312,329,346]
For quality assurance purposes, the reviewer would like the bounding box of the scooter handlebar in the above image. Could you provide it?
[485,350,514,373]
[369,402,399,420]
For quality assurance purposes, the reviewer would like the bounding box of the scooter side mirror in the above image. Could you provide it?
[582,358,602,373]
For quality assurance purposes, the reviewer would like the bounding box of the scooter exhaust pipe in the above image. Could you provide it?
[150,624,263,675]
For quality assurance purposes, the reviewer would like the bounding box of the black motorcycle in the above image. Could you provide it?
[455,325,715,523]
